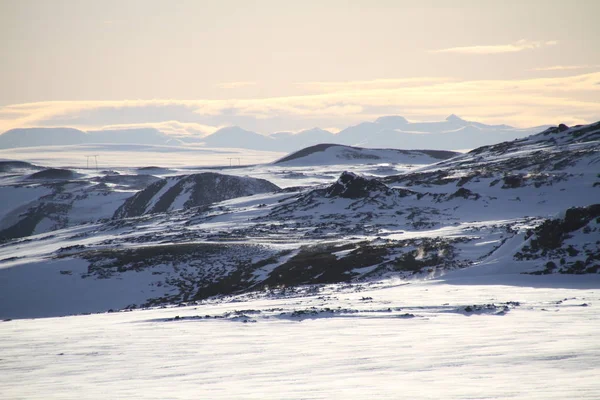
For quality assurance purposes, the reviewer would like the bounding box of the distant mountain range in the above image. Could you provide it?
[0,127,169,149]
[0,115,552,152]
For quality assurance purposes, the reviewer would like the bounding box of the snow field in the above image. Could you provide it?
[1,279,599,399]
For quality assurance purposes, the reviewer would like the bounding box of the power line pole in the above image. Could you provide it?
[85,155,99,170]
[227,157,241,166]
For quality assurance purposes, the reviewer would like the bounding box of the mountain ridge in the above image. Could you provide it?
[0,115,552,152]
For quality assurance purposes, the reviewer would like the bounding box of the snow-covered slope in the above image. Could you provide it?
[0,169,157,241]
[275,143,458,165]
[113,172,280,218]
[0,166,281,241]
[0,121,598,319]
[0,160,42,172]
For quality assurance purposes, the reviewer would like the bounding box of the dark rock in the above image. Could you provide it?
[502,174,524,189]
[447,188,481,201]
[325,172,390,199]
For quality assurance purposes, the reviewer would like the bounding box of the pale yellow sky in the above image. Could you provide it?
[1,0,599,133]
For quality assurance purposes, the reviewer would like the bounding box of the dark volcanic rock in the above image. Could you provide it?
[446,188,481,201]
[530,204,600,251]
[325,172,391,199]
[502,174,524,189]
[516,204,600,274]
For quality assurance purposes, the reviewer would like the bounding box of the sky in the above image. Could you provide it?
[1,0,599,136]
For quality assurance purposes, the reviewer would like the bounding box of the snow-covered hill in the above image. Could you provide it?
[0,167,280,241]
[0,121,598,319]
[274,143,458,165]
[0,169,159,241]
[113,172,280,218]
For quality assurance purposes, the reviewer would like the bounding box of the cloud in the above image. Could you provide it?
[215,81,258,89]
[0,72,598,133]
[529,64,600,71]
[94,121,221,137]
[295,77,455,92]
[430,39,557,55]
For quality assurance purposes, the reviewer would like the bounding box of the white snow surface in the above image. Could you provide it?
[1,277,599,399]
[0,143,285,168]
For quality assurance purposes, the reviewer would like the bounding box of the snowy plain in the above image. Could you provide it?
[0,143,286,169]
[1,276,599,399]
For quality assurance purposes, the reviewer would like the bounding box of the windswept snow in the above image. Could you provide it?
[1,277,599,399]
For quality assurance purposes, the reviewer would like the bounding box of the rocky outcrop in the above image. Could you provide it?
[324,172,392,199]
[516,204,600,274]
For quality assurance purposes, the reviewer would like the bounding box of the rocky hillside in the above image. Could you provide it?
[515,204,600,275]
[0,170,157,242]
[0,169,278,241]
[0,121,598,318]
